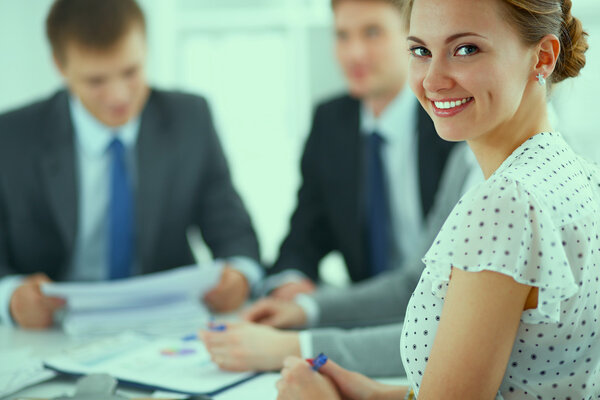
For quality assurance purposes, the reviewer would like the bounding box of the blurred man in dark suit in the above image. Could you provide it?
[264,0,454,299]
[0,0,262,328]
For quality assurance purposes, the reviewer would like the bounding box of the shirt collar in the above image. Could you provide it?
[360,84,417,142]
[69,95,141,156]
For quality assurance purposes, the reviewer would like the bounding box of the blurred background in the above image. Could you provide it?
[0,0,598,285]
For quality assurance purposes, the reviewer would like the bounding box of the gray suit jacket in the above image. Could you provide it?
[306,143,479,376]
[0,89,260,280]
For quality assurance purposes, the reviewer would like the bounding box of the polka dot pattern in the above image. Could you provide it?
[400,133,600,399]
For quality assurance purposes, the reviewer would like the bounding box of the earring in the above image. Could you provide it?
[536,73,546,86]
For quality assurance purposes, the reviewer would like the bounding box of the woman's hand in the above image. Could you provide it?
[276,356,406,400]
[276,356,341,400]
[318,358,406,400]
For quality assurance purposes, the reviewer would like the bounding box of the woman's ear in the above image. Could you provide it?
[533,34,560,84]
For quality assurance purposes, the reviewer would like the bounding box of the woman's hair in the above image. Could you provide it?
[404,0,588,84]
[500,0,588,84]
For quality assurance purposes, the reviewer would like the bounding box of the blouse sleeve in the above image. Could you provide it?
[422,176,579,324]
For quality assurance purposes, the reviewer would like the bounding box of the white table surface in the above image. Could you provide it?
[1,325,406,399]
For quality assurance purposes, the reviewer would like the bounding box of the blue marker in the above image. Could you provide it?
[306,353,328,371]
[209,323,226,331]
[182,333,198,341]
[208,316,227,331]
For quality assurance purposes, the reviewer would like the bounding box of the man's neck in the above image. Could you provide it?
[364,85,404,118]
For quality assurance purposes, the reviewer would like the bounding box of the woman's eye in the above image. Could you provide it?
[410,47,431,57]
[455,45,479,56]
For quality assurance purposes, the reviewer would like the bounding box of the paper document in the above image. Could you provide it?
[62,297,211,337]
[44,332,256,395]
[0,348,57,398]
[41,264,222,311]
[40,264,221,337]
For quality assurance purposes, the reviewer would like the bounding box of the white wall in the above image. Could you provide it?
[0,0,598,285]
[0,0,60,112]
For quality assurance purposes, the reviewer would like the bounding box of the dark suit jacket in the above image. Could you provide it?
[269,94,454,283]
[0,89,260,280]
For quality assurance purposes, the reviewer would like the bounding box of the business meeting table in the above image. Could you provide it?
[1,324,407,399]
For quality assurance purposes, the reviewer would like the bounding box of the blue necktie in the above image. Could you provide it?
[365,132,389,276]
[108,138,134,280]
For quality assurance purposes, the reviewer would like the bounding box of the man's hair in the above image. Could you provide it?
[331,0,407,12]
[46,0,146,63]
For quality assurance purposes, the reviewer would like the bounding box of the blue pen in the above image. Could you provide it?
[182,333,198,341]
[209,323,226,331]
[208,316,227,332]
[306,352,328,371]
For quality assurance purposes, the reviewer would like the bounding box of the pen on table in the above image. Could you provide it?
[306,352,328,371]
[182,333,199,341]
[182,320,226,342]
[207,316,227,331]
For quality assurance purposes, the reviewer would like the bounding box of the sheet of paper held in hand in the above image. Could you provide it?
[44,332,256,395]
[41,264,221,310]
[40,265,222,337]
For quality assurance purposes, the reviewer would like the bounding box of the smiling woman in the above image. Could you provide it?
[275,0,600,399]
[401,0,599,398]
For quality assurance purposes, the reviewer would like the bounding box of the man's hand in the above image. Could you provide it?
[242,298,307,328]
[270,279,316,300]
[203,267,250,312]
[9,273,66,329]
[199,322,300,372]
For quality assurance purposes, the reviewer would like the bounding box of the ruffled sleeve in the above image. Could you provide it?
[422,176,579,324]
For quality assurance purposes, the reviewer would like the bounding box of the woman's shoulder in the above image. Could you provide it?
[469,132,600,223]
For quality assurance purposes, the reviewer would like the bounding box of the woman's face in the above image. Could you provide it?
[407,0,535,142]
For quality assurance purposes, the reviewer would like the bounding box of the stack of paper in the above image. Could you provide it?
[61,297,211,337]
[41,265,222,337]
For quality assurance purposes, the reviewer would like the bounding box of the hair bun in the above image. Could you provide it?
[553,0,589,83]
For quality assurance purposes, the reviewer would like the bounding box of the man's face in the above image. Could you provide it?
[334,0,408,100]
[56,25,149,127]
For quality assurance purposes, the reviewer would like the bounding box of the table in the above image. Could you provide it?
[1,325,406,399]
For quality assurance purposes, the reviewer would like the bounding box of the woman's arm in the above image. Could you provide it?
[418,268,533,399]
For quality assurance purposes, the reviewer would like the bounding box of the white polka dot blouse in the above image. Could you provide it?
[401,132,600,399]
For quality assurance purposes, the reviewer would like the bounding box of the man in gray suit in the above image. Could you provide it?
[201,143,480,376]
[199,0,483,376]
[0,0,262,328]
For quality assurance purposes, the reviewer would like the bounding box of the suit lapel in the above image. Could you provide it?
[39,92,78,259]
[136,91,177,270]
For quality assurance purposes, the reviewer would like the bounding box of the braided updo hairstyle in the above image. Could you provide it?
[500,0,589,84]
